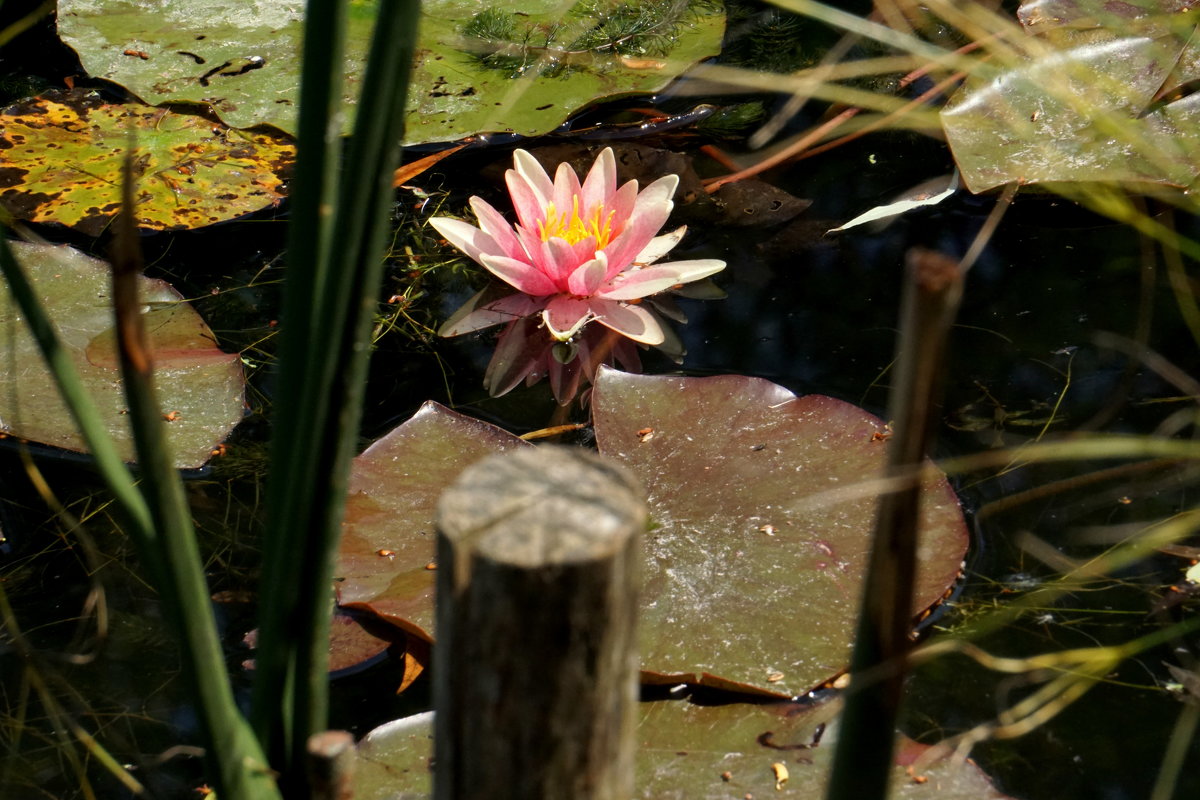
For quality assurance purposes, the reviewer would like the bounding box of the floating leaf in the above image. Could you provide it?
[592,369,967,695]
[402,0,726,145]
[351,700,1015,800]
[941,0,1200,191]
[0,89,294,234]
[57,0,725,143]
[0,240,244,469]
[328,612,393,677]
[827,174,957,233]
[355,712,435,800]
[335,401,529,642]
[334,370,968,694]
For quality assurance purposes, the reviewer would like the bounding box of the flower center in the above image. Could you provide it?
[538,196,615,248]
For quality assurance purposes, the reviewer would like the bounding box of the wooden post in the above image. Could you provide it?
[306,730,355,800]
[434,446,644,800]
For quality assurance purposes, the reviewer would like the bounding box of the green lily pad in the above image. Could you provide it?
[334,370,968,696]
[0,240,245,469]
[0,89,295,235]
[941,0,1200,192]
[403,0,726,146]
[352,700,1015,799]
[630,699,1012,800]
[57,0,725,143]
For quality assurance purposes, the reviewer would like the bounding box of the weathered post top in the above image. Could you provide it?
[434,445,644,800]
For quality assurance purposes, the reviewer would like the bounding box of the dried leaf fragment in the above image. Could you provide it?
[771,762,788,790]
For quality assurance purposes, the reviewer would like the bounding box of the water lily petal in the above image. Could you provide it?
[542,237,586,287]
[607,179,639,233]
[512,149,553,206]
[429,216,503,265]
[602,174,679,276]
[507,150,556,232]
[469,196,526,261]
[543,295,594,341]
[480,254,559,296]
[589,298,665,345]
[599,259,726,301]
[567,252,609,296]
[552,159,583,213]
[505,169,547,233]
[581,147,617,213]
[569,235,599,268]
[439,290,546,337]
[634,226,686,265]
[652,309,685,361]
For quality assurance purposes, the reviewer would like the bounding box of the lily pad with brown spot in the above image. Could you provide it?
[0,89,294,234]
[0,240,245,469]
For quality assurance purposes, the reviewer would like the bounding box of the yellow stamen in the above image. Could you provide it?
[538,195,616,248]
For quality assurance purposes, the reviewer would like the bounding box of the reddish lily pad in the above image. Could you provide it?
[941,0,1200,191]
[334,371,967,695]
[328,612,393,676]
[591,369,967,695]
[352,700,1014,800]
[334,401,530,641]
[0,240,244,468]
[0,89,294,234]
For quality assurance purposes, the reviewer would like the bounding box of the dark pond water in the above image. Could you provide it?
[1,2,1199,799]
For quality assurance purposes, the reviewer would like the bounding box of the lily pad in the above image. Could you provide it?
[57,0,725,143]
[591,369,967,695]
[0,89,295,234]
[334,370,968,695]
[0,240,244,468]
[941,0,1200,192]
[335,401,530,640]
[352,700,1015,800]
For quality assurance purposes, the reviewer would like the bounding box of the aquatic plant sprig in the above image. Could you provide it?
[461,0,711,77]
[430,146,725,403]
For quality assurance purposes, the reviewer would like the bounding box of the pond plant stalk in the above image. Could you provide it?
[111,147,283,798]
[1,0,418,796]
[250,0,419,792]
[0,155,284,796]
[825,247,964,800]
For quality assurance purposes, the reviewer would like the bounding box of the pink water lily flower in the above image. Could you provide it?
[431,147,725,348]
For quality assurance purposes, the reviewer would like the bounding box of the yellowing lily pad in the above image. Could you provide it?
[57,0,725,144]
[0,240,245,468]
[0,89,294,234]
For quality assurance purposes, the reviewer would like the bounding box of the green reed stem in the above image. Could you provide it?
[0,169,282,798]
[249,0,348,765]
[252,0,419,786]
[112,152,281,798]
[826,248,963,800]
